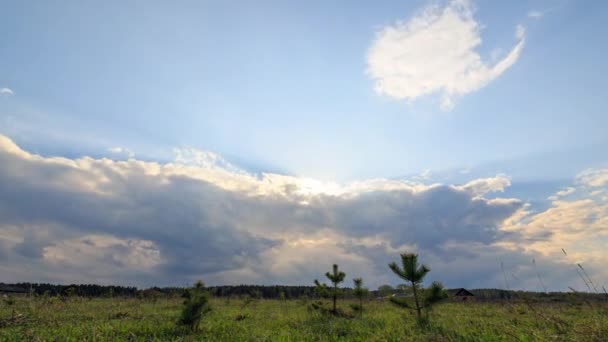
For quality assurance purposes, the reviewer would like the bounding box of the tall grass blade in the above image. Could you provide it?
[578,264,598,293]
[575,268,592,292]
[532,259,547,293]
[500,260,510,290]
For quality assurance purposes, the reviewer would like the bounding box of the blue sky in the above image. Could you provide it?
[2,0,606,180]
[0,0,607,289]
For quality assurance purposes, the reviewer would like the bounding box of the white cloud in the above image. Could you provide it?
[547,187,575,201]
[528,5,565,20]
[108,146,134,159]
[577,168,608,188]
[456,174,511,197]
[507,198,608,267]
[499,171,608,290]
[173,147,246,175]
[367,0,525,110]
[515,24,526,40]
[411,169,433,181]
[527,10,544,19]
[0,87,14,96]
[590,189,605,197]
[556,187,576,197]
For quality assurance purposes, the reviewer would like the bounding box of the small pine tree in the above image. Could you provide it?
[352,278,369,317]
[388,252,447,323]
[315,264,345,314]
[178,281,212,331]
[313,279,330,299]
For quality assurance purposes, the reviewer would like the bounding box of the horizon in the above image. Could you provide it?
[1,0,607,293]
[2,281,600,294]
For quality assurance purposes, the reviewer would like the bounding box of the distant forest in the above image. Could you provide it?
[3,283,607,303]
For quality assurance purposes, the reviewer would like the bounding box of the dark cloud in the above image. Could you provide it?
[0,141,277,284]
[326,186,523,250]
[0,135,604,290]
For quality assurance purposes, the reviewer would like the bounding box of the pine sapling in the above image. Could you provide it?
[351,278,369,317]
[388,252,447,324]
[314,264,346,314]
[178,281,212,332]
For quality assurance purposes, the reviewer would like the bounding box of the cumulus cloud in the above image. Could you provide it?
[0,134,605,290]
[456,175,511,197]
[500,173,608,290]
[0,87,14,96]
[548,187,575,201]
[577,168,608,188]
[173,147,246,174]
[367,0,525,110]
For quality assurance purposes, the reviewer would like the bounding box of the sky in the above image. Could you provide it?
[0,0,607,291]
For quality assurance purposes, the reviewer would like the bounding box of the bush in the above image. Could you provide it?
[178,281,211,331]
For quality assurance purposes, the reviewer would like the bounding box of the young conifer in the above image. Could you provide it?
[388,253,447,324]
[314,264,345,314]
[352,278,369,317]
[178,281,212,331]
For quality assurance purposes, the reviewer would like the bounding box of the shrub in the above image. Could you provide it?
[178,281,211,332]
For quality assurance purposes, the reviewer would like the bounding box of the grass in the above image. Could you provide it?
[1,296,607,341]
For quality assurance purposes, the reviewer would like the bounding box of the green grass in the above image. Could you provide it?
[1,297,607,341]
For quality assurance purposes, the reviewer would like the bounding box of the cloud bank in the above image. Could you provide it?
[0,134,606,290]
[367,0,525,110]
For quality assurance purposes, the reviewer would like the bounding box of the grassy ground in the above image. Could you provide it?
[1,296,607,341]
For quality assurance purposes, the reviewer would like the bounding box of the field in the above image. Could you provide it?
[1,296,607,341]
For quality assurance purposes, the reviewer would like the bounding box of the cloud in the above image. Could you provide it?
[0,88,14,96]
[515,25,526,40]
[414,169,432,181]
[173,147,246,175]
[548,187,575,201]
[108,147,135,159]
[576,168,608,188]
[527,10,544,19]
[367,0,525,110]
[528,6,562,20]
[456,175,511,197]
[500,175,608,290]
[506,196,608,287]
[0,134,605,290]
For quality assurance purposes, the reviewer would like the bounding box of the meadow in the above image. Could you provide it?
[1,295,607,341]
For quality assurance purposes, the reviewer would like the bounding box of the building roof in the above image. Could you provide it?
[453,288,474,297]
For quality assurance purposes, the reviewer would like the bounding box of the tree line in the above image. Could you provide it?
[3,283,605,302]
[3,283,138,297]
